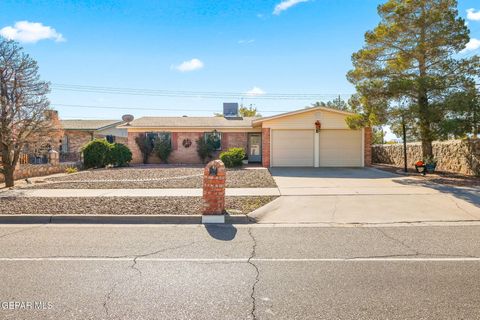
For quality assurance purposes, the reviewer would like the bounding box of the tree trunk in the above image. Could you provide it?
[1,148,17,187]
[418,89,433,159]
[3,165,15,187]
[421,138,433,160]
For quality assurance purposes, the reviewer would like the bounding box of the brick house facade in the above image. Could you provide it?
[127,131,251,164]
[60,120,128,155]
[121,106,372,167]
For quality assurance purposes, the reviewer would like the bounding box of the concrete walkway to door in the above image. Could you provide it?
[249,167,480,224]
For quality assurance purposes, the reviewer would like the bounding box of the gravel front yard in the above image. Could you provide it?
[0,196,277,215]
[28,166,277,189]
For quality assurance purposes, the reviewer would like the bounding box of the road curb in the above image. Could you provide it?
[0,214,253,225]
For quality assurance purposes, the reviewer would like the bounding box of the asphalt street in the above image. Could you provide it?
[0,223,480,319]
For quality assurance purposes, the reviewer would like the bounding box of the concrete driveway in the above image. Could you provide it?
[249,168,480,224]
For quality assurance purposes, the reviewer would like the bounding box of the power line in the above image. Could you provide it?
[51,83,354,100]
[53,103,296,113]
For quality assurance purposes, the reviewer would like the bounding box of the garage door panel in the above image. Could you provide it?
[272,130,314,167]
[319,130,362,167]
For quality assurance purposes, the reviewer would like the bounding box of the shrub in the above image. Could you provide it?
[196,136,216,163]
[135,134,153,164]
[154,138,172,163]
[220,148,246,168]
[82,140,132,168]
[108,143,132,167]
[82,139,112,169]
[65,167,78,174]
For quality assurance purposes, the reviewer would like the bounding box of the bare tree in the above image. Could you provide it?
[0,38,57,187]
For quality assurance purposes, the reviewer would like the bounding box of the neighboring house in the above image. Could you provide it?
[120,103,372,167]
[60,120,127,155]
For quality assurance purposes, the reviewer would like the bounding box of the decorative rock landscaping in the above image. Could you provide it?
[27,166,277,189]
[0,196,277,215]
[372,139,480,176]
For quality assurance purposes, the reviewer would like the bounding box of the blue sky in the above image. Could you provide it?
[1,0,479,139]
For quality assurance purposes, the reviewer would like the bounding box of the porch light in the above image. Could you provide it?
[315,120,321,133]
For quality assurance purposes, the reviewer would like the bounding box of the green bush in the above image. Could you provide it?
[196,137,216,163]
[220,148,246,168]
[154,138,172,163]
[108,143,132,167]
[82,139,132,168]
[82,139,112,168]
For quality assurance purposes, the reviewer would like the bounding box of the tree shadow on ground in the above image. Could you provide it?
[204,224,237,241]
[392,178,480,209]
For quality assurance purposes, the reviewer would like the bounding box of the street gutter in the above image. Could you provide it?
[0,214,253,224]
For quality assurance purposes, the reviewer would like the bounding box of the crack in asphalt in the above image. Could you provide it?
[247,228,260,320]
[0,225,45,240]
[375,227,419,255]
[374,228,477,259]
[101,241,197,317]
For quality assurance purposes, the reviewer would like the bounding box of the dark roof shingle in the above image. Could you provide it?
[121,117,255,128]
[61,120,123,130]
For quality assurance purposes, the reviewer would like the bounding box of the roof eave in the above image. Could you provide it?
[121,126,255,130]
[253,106,356,125]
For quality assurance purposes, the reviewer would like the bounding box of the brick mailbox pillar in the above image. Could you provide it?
[202,159,226,224]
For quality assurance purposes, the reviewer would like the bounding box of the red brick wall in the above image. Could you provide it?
[215,132,248,157]
[364,127,372,167]
[64,130,93,153]
[127,132,144,164]
[168,132,204,164]
[127,131,249,164]
[261,128,270,168]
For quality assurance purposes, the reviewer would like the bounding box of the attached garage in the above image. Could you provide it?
[253,106,370,168]
[271,130,314,167]
[319,129,363,167]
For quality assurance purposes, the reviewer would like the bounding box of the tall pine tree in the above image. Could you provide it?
[347,0,480,158]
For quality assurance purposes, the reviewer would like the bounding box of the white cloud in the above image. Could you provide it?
[245,86,266,96]
[466,8,480,21]
[461,38,480,53]
[172,58,204,72]
[238,39,255,45]
[273,0,309,15]
[0,21,65,43]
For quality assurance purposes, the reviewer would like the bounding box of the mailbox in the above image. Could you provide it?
[315,120,321,133]
[209,166,218,176]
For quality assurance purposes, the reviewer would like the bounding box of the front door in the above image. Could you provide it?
[248,133,262,163]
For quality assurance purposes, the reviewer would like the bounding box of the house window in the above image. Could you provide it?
[146,132,158,148]
[106,135,115,143]
[146,132,171,148]
[204,131,222,150]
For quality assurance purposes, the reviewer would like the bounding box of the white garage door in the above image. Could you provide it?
[319,129,363,167]
[272,130,314,167]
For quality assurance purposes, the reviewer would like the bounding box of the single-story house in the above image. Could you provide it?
[120,103,371,167]
[60,119,128,155]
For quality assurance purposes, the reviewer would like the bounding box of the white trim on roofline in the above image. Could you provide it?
[252,106,355,126]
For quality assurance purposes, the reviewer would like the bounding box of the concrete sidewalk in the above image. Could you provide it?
[0,188,281,198]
